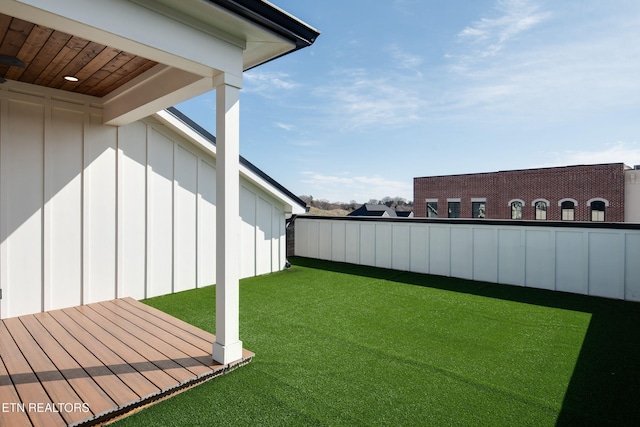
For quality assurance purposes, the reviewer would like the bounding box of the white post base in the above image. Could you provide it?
[213,340,243,365]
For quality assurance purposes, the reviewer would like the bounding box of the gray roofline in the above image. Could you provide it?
[208,0,320,54]
[414,162,629,181]
[165,107,307,210]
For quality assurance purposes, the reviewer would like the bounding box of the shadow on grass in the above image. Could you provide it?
[290,256,640,426]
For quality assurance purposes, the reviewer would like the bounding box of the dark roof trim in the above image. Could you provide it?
[209,0,320,50]
[414,162,628,181]
[165,107,307,210]
[296,215,640,230]
[348,204,398,217]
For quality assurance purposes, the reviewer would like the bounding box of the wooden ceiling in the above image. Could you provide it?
[0,13,158,98]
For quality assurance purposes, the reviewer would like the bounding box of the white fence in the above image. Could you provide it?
[294,216,640,301]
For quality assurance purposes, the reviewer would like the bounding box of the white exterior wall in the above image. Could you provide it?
[625,169,640,223]
[0,88,288,319]
[295,217,640,302]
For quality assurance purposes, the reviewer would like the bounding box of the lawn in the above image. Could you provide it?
[111,257,640,426]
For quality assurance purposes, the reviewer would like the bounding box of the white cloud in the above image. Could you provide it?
[543,141,640,168]
[394,0,420,15]
[243,70,299,98]
[387,44,424,77]
[274,122,294,131]
[300,171,413,202]
[440,1,640,122]
[457,0,551,61]
[315,68,427,130]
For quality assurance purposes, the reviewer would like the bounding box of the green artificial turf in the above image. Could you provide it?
[111,257,640,426]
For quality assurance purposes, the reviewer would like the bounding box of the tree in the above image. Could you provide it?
[381,196,394,207]
[315,199,331,210]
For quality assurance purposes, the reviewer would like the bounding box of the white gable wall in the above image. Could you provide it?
[0,87,289,319]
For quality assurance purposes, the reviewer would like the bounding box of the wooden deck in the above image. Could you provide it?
[0,298,253,427]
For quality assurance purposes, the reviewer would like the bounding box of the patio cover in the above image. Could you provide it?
[0,0,319,364]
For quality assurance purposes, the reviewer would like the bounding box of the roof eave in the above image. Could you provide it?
[209,0,320,50]
[155,108,307,212]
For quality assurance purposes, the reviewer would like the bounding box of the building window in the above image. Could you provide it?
[591,200,605,221]
[535,201,547,220]
[510,201,523,219]
[561,200,575,220]
[472,201,486,218]
[448,201,460,218]
[426,201,438,218]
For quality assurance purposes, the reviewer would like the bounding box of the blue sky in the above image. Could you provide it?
[177,0,640,203]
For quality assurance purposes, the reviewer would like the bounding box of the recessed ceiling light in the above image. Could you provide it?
[64,76,79,82]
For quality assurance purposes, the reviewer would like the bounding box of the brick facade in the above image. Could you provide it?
[414,163,627,222]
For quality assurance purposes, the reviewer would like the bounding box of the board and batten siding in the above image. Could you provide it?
[0,88,287,319]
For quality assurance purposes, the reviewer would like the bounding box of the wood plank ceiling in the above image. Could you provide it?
[0,13,158,97]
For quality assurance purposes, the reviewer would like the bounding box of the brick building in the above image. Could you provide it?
[413,163,636,222]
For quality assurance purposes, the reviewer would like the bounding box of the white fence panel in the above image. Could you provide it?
[318,221,332,261]
[497,228,525,286]
[626,234,640,301]
[375,224,392,269]
[589,232,624,299]
[429,226,450,277]
[525,230,555,290]
[345,222,360,265]
[473,228,497,283]
[555,231,587,295]
[451,227,472,280]
[294,217,640,302]
[360,223,376,266]
[392,225,410,272]
[409,225,429,274]
[332,221,346,263]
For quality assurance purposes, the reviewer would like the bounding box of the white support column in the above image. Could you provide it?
[212,74,243,364]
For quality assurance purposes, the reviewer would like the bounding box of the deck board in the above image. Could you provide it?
[0,322,67,427]
[88,303,212,378]
[46,308,162,399]
[115,298,216,346]
[76,305,196,385]
[0,351,33,427]
[104,300,209,358]
[31,312,140,407]
[0,298,253,427]
[3,317,87,425]
[67,305,182,391]
[18,315,117,417]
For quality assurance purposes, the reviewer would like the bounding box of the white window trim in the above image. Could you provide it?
[558,198,578,206]
[531,198,550,207]
[507,199,525,206]
[471,197,486,202]
[447,198,461,202]
[425,198,438,203]
[587,197,609,207]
